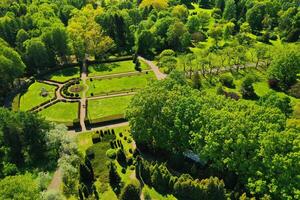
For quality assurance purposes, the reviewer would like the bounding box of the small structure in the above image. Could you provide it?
[40,87,48,97]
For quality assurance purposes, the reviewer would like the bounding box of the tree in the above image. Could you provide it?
[24,38,49,73]
[0,39,25,104]
[139,0,169,10]
[172,5,189,22]
[109,162,122,195]
[15,29,29,51]
[136,30,156,57]
[166,21,190,51]
[267,45,300,89]
[0,174,40,200]
[246,3,265,31]
[67,4,114,62]
[223,0,236,20]
[119,180,141,200]
[240,75,257,99]
[259,92,293,117]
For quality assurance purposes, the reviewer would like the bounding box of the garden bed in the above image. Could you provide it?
[87,72,155,97]
[19,81,57,111]
[88,60,149,77]
[38,101,79,126]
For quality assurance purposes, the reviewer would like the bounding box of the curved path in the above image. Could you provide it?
[139,56,167,80]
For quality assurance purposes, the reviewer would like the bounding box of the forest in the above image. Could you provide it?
[0,0,299,200]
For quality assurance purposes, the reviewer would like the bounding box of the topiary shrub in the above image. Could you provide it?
[92,134,100,144]
[119,180,141,200]
[106,149,116,159]
[219,74,235,88]
[109,162,122,195]
[240,75,257,99]
[121,168,126,174]
[117,149,127,166]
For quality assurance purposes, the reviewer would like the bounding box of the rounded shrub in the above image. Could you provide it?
[219,74,235,88]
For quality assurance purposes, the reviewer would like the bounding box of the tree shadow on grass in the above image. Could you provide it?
[91,63,120,73]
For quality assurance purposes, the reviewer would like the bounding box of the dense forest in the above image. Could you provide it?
[0,0,299,199]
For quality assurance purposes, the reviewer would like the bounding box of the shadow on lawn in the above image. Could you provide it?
[91,63,120,73]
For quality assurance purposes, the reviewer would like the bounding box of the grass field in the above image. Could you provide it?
[38,102,78,125]
[88,95,132,120]
[20,82,56,111]
[44,67,80,82]
[87,72,155,96]
[88,60,149,77]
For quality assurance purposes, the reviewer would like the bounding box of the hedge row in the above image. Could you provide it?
[87,55,133,65]
[136,159,226,200]
[90,89,136,97]
[61,78,81,99]
[88,114,124,124]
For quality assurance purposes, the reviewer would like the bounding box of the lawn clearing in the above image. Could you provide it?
[38,102,78,126]
[88,95,132,122]
[88,60,149,77]
[44,67,80,82]
[87,72,155,96]
[20,82,56,111]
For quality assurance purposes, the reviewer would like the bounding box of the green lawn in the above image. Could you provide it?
[38,102,78,125]
[87,72,155,96]
[20,82,56,111]
[88,95,132,120]
[44,67,80,82]
[88,60,149,77]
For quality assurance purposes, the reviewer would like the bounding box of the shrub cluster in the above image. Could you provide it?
[219,74,235,88]
[136,159,226,200]
[92,129,116,144]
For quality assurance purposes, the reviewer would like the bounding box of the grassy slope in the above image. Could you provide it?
[88,60,149,77]
[20,82,56,111]
[44,67,80,82]
[38,102,78,124]
[87,72,155,96]
[88,95,132,120]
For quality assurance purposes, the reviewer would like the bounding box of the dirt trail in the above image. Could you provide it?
[47,168,62,191]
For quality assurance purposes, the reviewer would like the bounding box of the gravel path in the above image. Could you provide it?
[139,56,167,80]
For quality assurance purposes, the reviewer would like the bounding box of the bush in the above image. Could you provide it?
[219,74,235,88]
[109,162,122,195]
[116,149,127,166]
[240,75,257,99]
[288,82,300,98]
[119,180,141,200]
[259,92,293,116]
[106,149,116,159]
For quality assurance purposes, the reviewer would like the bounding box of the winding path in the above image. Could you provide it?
[139,56,167,80]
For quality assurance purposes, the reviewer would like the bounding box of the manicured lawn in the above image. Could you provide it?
[44,67,80,82]
[38,102,78,125]
[87,72,155,96]
[20,82,56,111]
[88,95,132,120]
[88,60,149,77]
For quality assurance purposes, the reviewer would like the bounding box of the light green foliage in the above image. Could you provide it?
[0,173,40,200]
[268,45,300,89]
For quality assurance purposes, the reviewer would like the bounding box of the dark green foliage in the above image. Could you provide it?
[219,74,235,88]
[119,180,141,200]
[240,75,257,99]
[116,148,127,166]
[0,108,51,176]
[109,162,122,195]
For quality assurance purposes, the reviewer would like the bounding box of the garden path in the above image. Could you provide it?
[47,168,62,191]
[79,58,88,131]
[139,56,167,80]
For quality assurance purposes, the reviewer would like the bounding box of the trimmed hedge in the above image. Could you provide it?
[88,114,124,124]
